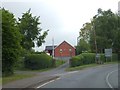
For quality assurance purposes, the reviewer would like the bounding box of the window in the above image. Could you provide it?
[69,49,72,52]
[60,49,62,53]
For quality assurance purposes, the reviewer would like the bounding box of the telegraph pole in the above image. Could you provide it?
[52,37,54,59]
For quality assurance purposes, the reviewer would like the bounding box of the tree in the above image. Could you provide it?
[76,39,90,54]
[79,22,92,42]
[79,8,119,53]
[90,9,118,53]
[18,9,49,51]
[2,8,22,76]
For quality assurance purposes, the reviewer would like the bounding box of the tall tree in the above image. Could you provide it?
[79,22,92,42]
[76,39,90,54]
[79,8,119,53]
[90,9,118,53]
[2,8,21,76]
[18,9,48,51]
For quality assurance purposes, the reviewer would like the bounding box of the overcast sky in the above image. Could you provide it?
[1,0,119,51]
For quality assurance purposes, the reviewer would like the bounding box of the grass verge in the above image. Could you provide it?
[2,73,35,85]
[3,60,66,85]
[66,61,118,71]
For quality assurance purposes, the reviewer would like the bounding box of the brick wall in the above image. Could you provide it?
[54,41,75,57]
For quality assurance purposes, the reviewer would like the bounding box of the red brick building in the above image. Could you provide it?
[45,41,75,60]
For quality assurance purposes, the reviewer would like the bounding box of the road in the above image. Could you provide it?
[36,63,118,88]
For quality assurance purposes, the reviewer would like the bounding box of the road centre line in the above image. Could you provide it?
[36,77,60,88]
[36,71,78,88]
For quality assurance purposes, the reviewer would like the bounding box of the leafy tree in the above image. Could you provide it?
[79,22,92,42]
[76,39,90,54]
[90,9,118,53]
[79,8,119,54]
[2,8,21,76]
[18,9,49,51]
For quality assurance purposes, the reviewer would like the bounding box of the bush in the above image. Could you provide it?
[24,54,53,70]
[70,53,118,67]
[100,54,106,62]
[81,53,95,64]
[70,53,95,67]
[112,53,118,61]
[100,53,118,62]
[70,56,83,67]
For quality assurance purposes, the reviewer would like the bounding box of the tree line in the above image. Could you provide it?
[2,8,49,76]
[76,8,120,55]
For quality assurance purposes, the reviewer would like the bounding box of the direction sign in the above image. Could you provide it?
[105,49,112,57]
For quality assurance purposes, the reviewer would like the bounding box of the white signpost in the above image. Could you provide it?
[105,48,112,62]
[118,1,120,16]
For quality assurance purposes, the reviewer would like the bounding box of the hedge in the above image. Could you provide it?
[80,53,95,64]
[70,53,118,67]
[24,54,54,70]
[99,53,118,62]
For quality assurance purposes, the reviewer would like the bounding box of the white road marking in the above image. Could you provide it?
[36,71,78,88]
[106,69,118,89]
[54,71,79,76]
[36,77,60,88]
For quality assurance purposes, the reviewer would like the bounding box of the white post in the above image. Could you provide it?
[118,1,120,16]
[52,37,54,58]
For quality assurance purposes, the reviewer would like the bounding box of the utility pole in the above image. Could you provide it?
[93,25,98,55]
[52,37,54,59]
[77,36,80,55]
[92,22,98,63]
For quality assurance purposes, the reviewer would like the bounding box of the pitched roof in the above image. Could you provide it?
[54,40,75,49]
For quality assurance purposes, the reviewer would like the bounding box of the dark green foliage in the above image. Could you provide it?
[100,54,106,62]
[2,9,21,76]
[70,53,118,67]
[112,54,118,61]
[70,56,83,67]
[18,9,49,51]
[81,53,95,64]
[24,54,53,70]
[76,39,90,54]
[79,8,119,54]
[70,53,95,67]
[100,53,118,62]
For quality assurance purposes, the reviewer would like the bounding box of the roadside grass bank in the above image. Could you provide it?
[66,61,118,71]
[2,74,35,85]
[3,60,65,85]
[0,78,2,85]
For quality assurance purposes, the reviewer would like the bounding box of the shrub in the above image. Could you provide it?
[70,56,82,67]
[112,53,118,61]
[100,53,118,62]
[100,54,106,62]
[81,53,95,64]
[70,53,95,67]
[24,54,53,70]
[70,53,118,67]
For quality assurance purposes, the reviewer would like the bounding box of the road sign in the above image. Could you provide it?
[105,49,112,57]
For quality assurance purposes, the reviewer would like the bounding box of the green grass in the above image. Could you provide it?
[55,60,66,67]
[3,60,66,85]
[66,61,118,71]
[2,73,36,85]
[0,78,2,85]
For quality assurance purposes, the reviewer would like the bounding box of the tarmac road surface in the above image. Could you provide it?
[37,64,118,88]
